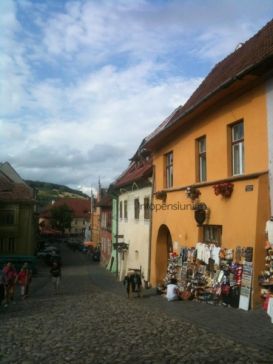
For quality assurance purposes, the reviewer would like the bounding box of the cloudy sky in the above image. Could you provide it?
[1,0,273,194]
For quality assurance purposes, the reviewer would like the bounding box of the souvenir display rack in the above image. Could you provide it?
[259,247,273,300]
[160,244,252,308]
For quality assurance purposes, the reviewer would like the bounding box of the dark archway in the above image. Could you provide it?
[155,224,173,284]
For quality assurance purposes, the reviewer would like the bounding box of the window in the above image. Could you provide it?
[197,137,207,182]
[144,197,150,220]
[8,237,15,253]
[231,121,244,175]
[165,152,173,188]
[0,237,15,253]
[119,201,123,219]
[134,198,140,219]
[203,225,222,246]
[0,237,5,253]
[0,210,15,225]
[124,200,128,219]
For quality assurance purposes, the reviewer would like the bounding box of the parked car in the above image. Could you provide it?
[37,245,61,266]
[37,245,59,257]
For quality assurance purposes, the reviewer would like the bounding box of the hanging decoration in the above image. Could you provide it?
[213,182,234,198]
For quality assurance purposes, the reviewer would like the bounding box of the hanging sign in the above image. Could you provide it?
[194,203,207,226]
[245,185,254,192]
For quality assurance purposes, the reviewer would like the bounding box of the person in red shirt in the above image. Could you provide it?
[2,262,17,306]
[263,286,273,311]
[17,266,28,299]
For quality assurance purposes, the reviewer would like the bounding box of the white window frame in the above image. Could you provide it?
[198,136,207,182]
[232,122,244,176]
[165,152,173,188]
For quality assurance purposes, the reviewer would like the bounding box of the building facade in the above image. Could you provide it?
[106,193,118,274]
[145,20,273,308]
[112,147,153,282]
[97,191,112,266]
[40,198,91,237]
[0,162,37,257]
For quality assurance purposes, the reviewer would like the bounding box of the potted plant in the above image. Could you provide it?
[155,190,167,201]
[213,182,234,198]
[185,186,201,201]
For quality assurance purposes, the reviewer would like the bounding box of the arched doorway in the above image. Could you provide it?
[155,224,173,284]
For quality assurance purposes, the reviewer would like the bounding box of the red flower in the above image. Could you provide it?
[213,182,234,198]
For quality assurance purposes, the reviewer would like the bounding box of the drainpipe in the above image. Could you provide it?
[114,194,119,279]
[266,78,273,215]
[147,165,155,284]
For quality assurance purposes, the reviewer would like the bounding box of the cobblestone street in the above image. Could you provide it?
[1,244,273,364]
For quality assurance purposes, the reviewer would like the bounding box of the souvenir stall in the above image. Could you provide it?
[159,244,253,309]
[259,245,273,321]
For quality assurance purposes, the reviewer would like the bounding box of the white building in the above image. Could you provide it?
[113,149,153,283]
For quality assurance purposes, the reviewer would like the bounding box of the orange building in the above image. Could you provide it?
[90,184,112,266]
[90,194,100,246]
[145,20,273,309]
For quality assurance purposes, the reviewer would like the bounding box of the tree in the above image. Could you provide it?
[50,204,73,234]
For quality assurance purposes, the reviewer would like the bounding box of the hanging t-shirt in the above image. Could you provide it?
[265,220,273,245]
[196,243,203,261]
[204,245,211,264]
[211,246,221,265]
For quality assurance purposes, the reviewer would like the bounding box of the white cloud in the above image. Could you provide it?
[0,0,272,190]
[37,0,273,65]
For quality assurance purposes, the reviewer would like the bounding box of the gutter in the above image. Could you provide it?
[154,170,268,195]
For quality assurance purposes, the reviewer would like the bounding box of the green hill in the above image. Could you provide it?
[25,180,89,211]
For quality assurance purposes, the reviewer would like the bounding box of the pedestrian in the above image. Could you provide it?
[22,262,32,298]
[0,268,5,306]
[263,286,273,311]
[123,270,134,298]
[166,278,180,302]
[50,261,61,293]
[2,262,17,306]
[123,270,142,298]
[17,266,28,300]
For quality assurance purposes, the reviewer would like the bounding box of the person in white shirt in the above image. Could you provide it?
[166,278,179,301]
[265,217,273,246]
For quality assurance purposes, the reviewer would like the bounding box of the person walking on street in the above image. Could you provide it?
[50,261,61,293]
[123,270,142,298]
[0,268,5,306]
[22,262,32,298]
[2,262,17,306]
[17,266,28,300]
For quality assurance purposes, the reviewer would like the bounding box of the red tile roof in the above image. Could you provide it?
[40,198,91,218]
[146,19,273,145]
[114,159,153,188]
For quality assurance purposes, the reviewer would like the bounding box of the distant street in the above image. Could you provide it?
[1,244,273,364]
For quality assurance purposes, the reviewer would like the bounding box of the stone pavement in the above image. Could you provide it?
[0,244,273,364]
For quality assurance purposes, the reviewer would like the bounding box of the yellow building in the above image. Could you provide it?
[145,20,273,308]
[0,162,37,259]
